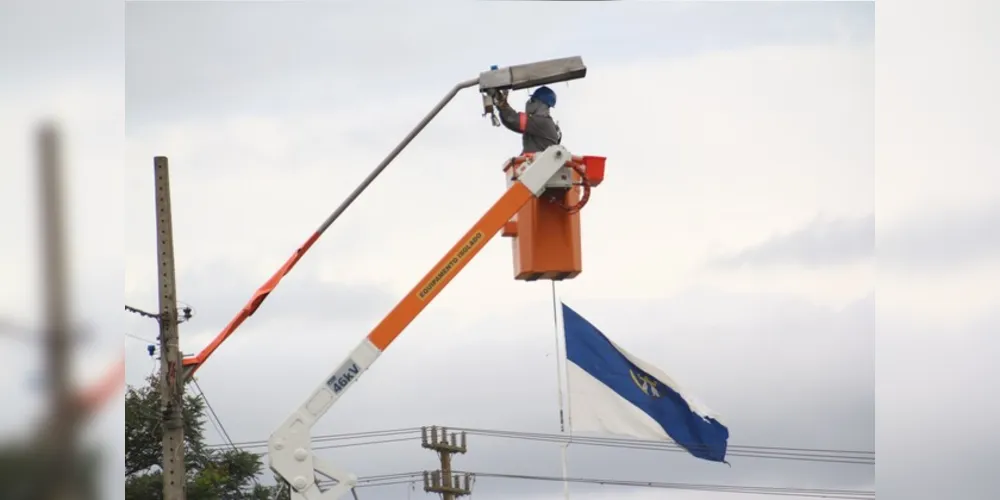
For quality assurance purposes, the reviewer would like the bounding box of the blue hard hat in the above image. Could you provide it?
[531,86,557,108]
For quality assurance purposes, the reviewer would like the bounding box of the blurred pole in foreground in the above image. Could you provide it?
[0,123,103,500]
[37,122,83,500]
[154,156,187,500]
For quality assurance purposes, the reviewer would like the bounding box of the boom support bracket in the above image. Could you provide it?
[268,146,577,500]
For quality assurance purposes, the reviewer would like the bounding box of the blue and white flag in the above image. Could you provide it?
[562,303,729,463]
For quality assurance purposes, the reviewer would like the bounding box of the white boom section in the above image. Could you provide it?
[268,146,575,500]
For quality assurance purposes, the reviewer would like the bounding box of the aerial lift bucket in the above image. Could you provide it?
[501,154,606,281]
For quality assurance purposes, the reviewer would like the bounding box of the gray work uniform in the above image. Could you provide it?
[497,99,562,154]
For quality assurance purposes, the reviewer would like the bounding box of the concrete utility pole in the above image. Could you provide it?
[36,122,84,500]
[421,426,472,499]
[154,156,186,500]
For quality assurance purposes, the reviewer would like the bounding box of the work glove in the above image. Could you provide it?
[492,89,509,107]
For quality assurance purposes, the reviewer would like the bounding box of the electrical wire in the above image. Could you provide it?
[126,332,155,343]
[128,381,268,490]
[195,388,228,448]
[329,470,874,499]
[192,379,266,490]
[192,378,237,450]
[455,427,874,465]
[217,426,871,456]
[168,397,875,496]
[125,304,159,320]
[208,427,874,465]
[315,436,417,450]
[463,471,874,498]
[220,427,421,448]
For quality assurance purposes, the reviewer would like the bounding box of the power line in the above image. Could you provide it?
[217,426,875,456]
[462,471,874,499]
[464,427,875,456]
[208,426,874,466]
[125,332,155,343]
[125,304,159,320]
[219,427,421,449]
[191,378,237,451]
[332,470,874,499]
[191,378,266,491]
[456,427,874,465]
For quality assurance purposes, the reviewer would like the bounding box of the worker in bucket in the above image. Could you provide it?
[493,86,562,154]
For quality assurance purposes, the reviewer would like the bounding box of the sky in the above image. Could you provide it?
[1,0,999,499]
[123,2,878,498]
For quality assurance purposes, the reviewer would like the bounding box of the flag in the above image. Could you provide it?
[562,303,729,462]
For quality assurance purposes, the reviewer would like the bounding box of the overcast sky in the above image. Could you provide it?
[2,0,999,499]
[122,2,878,498]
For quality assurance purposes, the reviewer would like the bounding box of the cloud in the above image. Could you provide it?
[124,258,399,386]
[700,199,1000,322]
[176,259,397,345]
[879,201,1000,270]
[877,309,1000,499]
[709,200,1000,273]
[708,214,875,269]
[0,0,121,80]
[123,1,872,130]
[870,3,1000,497]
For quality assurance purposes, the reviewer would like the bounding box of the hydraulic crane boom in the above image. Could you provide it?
[179,55,588,380]
[268,145,582,500]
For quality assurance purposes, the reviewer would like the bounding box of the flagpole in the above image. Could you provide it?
[549,281,571,500]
